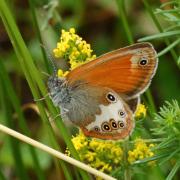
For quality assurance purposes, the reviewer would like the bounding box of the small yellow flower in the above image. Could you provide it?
[128,138,155,164]
[57,69,69,77]
[69,27,75,34]
[135,104,147,119]
[84,152,96,162]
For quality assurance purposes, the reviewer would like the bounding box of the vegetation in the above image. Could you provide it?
[0,0,179,179]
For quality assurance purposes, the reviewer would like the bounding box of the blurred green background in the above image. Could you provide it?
[0,0,180,179]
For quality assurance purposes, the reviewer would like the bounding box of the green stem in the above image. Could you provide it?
[116,0,157,114]
[28,0,52,74]
[123,139,131,180]
[138,30,180,41]
[0,0,89,179]
[145,89,157,114]
[129,138,165,144]
[0,170,6,180]
[157,38,180,57]
[116,0,134,44]
[166,161,180,180]
[0,59,46,180]
[0,78,29,180]
[115,1,133,179]
[142,0,180,70]
[117,0,159,114]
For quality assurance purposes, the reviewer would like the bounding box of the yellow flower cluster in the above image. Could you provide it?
[135,104,147,119]
[128,139,154,163]
[53,28,96,77]
[53,28,155,175]
[69,131,123,173]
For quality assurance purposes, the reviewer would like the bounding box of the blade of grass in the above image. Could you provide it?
[116,0,134,44]
[158,12,179,22]
[0,59,46,180]
[3,43,72,180]
[166,161,180,180]
[155,136,176,150]
[115,1,134,179]
[178,56,180,65]
[0,124,116,180]
[157,38,180,57]
[0,78,29,180]
[160,0,179,8]
[0,8,72,180]
[123,139,131,180]
[0,170,6,180]
[142,0,179,69]
[155,8,180,14]
[130,138,165,144]
[116,0,157,115]
[164,24,180,32]
[132,152,170,165]
[138,30,180,41]
[0,4,73,180]
[145,89,157,113]
[159,148,180,166]
[0,0,89,179]
[28,0,52,74]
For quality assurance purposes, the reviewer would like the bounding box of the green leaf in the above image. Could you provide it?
[166,161,180,180]
[132,152,170,165]
[138,30,180,41]
[157,38,180,57]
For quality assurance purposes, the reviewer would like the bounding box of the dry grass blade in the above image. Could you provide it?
[0,124,116,180]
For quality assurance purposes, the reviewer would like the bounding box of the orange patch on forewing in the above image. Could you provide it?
[67,42,158,97]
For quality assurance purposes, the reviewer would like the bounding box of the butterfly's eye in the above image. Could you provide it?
[106,92,116,103]
[110,119,118,129]
[94,126,100,132]
[101,122,111,132]
[139,57,148,66]
[118,121,125,128]
[119,110,126,118]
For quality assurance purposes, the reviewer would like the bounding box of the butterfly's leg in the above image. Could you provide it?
[41,71,50,77]
[49,108,69,123]
[34,93,50,102]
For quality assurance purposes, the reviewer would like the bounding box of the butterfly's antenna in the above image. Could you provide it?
[40,44,58,74]
[34,93,50,102]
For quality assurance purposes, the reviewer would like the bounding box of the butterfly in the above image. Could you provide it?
[48,42,158,140]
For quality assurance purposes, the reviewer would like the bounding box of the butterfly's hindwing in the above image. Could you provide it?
[80,90,134,140]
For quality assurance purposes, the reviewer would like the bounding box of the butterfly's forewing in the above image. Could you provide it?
[67,42,158,98]
[79,89,134,140]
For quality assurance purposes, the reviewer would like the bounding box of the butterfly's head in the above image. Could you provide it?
[48,75,65,91]
[47,75,70,107]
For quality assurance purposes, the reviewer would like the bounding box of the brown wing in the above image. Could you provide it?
[67,42,158,98]
[79,89,134,140]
